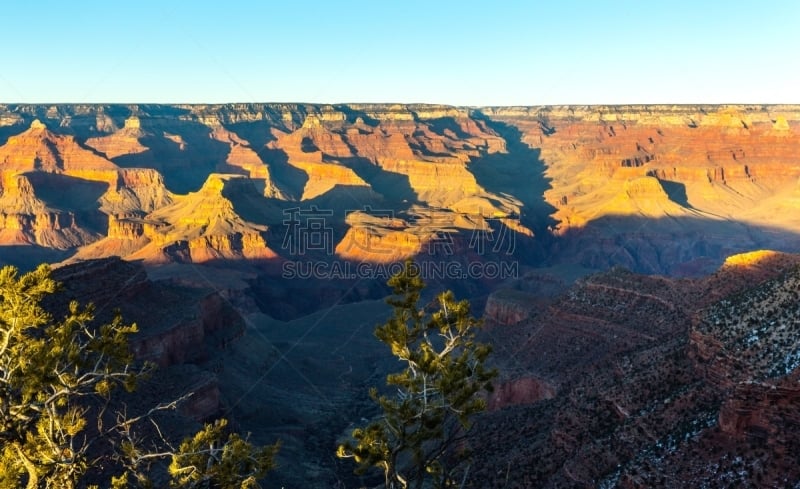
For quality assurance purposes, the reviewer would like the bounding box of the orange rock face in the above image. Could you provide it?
[85,116,149,159]
[487,105,800,229]
[718,382,800,443]
[1,119,115,173]
[126,174,280,263]
[1,104,800,273]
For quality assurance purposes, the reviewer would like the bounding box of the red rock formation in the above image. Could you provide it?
[484,288,541,325]
[101,168,172,215]
[487,105,800,232]
[40,258,265,426]
[131,316,205,367]
[178,373,222,422]
[718,381,800,445]
[488,376,556,410]
[267,116,370,199]
[0,172,100,248]
[0,118,156,251]
[48,257,245,369]
[130,174,279,263]
[1,104,800,274]
[0,119,118,176]
[84,116,149,159]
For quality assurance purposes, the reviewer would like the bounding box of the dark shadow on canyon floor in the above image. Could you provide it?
[468,111,560,238]
[114,117,229,194]
[659,179,693,209]
[256,147,309,200]
[7,211,800,487]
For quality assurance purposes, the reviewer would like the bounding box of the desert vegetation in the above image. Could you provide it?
[338,261,496,488]
[0,264,277,488]
[697,266,800,380]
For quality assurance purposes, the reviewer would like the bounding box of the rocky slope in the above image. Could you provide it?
[40,257,250,422]
[31,250,800,487]
[469,250,800,487]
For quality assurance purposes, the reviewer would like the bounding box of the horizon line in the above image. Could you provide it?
[2,102,800,108]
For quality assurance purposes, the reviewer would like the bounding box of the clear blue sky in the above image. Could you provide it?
[1,0,798,105]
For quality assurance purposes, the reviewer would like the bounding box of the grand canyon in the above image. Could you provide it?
[2,103,800,487]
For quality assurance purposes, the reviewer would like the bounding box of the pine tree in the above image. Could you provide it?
[338,261,496,488]
[0,264,277,488]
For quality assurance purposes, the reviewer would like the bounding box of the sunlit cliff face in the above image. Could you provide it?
[484,106,800,228]
[0,104,798,273]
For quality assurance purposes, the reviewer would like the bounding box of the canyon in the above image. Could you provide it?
[1,103,799,277]
[2,103,800,486]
